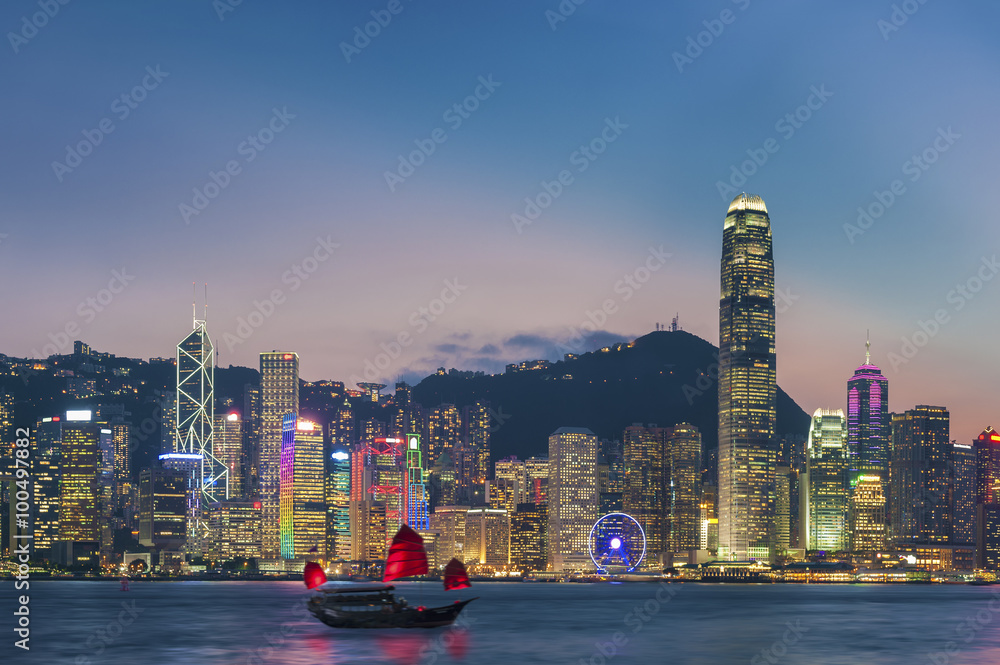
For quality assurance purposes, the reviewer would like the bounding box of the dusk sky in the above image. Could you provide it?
[3,1,999,441]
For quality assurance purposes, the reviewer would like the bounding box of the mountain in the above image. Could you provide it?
[412,330,810,460]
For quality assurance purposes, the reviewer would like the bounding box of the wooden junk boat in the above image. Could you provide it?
[305,525,477,629]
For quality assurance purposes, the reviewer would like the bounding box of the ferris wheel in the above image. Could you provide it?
[588,512,646,573]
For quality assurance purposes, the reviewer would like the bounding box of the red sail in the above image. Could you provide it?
[303,561,327,589]
[443,557,471,591]
[383,525,429,583]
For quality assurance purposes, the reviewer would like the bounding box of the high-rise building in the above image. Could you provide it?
[428,404,461,467]
[803,409,849,551]
[327,448,351,560]
[849,474,886,551]
[405,433,429,531]
[138,466,187,550]
[494,456,527,510]
[279,415,325,559]
[214,413,243,498]
[547,427,598,572]
[668,423,702,552]
[259,352,299,558]
[700,482,719,552]
[511,502,548,572]
[206,500,262,561]
[890,406,970,546]
[158,452,204,554]
[31,417,63,554]
[718,193,777,561]
[333,400,355,448]
[242,383,261,499]
[847,339,890,480]
[975,427,1000,569]
[622,425,667,557]
[350,436,407,556]
[464,507,509,567]
[176,312,227,513]
[59,412,101,553]
[525,457,549,504]
[429,505,469,564]
[464,400,491,485]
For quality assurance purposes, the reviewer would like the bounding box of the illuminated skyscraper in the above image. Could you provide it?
[31,417,62,554]
[464,400,492,485]
[333,399,355,447]
[159,452,204,554]
[975,427,1000,569]
[139,466,187,551]
[176,309,227,516]
[405,433,429,531]
[803,409,849,551]
[59,412,101,544]
[327,448,351,560]
[847,338,890,480]
[525,457,549,504]
[279,415,325,559]
[429,505,469,564]
[890,406,966,546]
[242,383,261,498]
[259,352,299,558]
[206,500,262,561]
[494,456,527,509]
[622,425,667,557]
[668,423,702,552]
[718,193,777,561]
[511,502,547,572]
[214,413,243,498]
[428,404,461,466]
[547,427,598,572]
[849,474,886,551]
[465,507,509,567]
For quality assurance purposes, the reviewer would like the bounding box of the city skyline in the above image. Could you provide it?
[2,2,999,449]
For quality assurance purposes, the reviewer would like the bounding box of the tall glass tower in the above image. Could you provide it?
[718,193,776,561]
[847,338,890,479]
[176,305,227,544]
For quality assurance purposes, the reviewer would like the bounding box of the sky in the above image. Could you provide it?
[2,0,999,442]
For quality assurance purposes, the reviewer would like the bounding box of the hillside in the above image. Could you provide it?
[412,330,810,460]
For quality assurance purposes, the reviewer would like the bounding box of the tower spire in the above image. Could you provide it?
[192,281,197,329]
[865,330,871,365]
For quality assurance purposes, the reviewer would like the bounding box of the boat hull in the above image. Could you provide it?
[308,597,477,629]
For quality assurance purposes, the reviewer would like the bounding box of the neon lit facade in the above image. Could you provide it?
[846,340,890,481]
[260,352,299,558]
[804,409,849,551]
[718,193,776,561]
[406,433,429,531]
[279,415,325,559]
[351,437,407,552]
[327,449,351,560]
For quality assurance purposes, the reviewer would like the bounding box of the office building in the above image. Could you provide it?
[214,412,243,498]
[138,466,187,550]
[279,415,325,559]
[259,352,299,558]
[547,427,598,572]
[327,447,351,560]
[803,409,849,551]
[465,507,509,567]
[206,500,262,561]
[718,193,777,561]
[669,423,702,552]
[511,502,547,572]
[849,474,886,551]
[429,505,469,564]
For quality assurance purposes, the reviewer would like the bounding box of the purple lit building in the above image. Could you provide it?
[847,339,890,479]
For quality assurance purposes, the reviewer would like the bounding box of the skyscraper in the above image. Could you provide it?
[622,425,667,557]
[176,311,227,512]
[718,193,777,561]
[214,413,243,498]
[668,423,703,552]
[890,406,961,546]
[847,338,890,480]
[327,448,351,560]
[511,502,548,573]
[138,466,187,550]
[975,427,1000,569]
[547,427,598,572]
[803,409,849,551]
[58,411,101,566]
[259,352,299,558]
[279,415,325,559]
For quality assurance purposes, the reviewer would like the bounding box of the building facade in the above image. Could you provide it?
[547,427,598,572]
[718,193,777,561]
[259,352,299,558]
